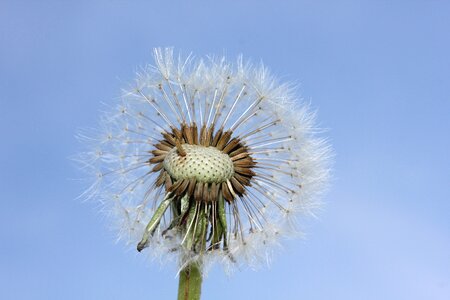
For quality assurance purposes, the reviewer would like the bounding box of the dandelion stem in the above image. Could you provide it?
[177,261,202,300]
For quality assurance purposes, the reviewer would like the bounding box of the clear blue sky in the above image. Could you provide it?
[1,1,449,299]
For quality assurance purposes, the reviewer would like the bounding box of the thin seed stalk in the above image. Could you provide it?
[177,199,210,300]
[177,261,202,300]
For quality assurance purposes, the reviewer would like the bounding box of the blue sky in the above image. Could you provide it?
[1,1,449,299]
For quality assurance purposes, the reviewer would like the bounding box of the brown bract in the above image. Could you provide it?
[149,123,256,203]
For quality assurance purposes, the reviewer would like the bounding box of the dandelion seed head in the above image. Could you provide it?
[78,47,331,272]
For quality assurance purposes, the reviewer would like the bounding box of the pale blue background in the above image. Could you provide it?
[1,1,449,299]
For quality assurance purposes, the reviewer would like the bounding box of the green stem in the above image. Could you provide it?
[177,262,202,300]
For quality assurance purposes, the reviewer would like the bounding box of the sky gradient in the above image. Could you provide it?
[1,1,449,299]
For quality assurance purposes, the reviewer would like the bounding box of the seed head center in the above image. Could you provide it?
[163,144,234,183]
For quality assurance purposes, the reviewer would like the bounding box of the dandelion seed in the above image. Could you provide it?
[78,48,331,299]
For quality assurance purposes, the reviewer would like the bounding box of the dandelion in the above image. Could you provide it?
[78,48,331,300]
